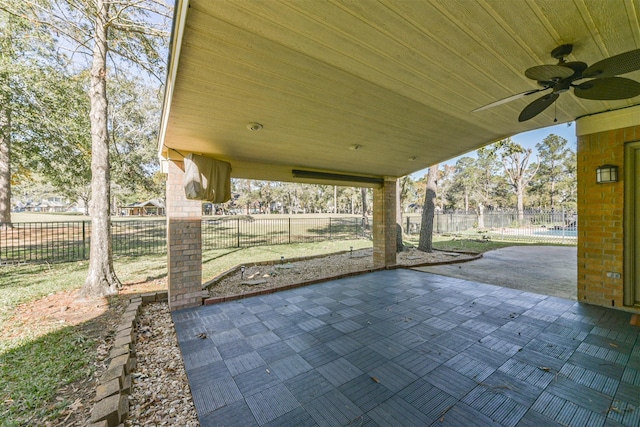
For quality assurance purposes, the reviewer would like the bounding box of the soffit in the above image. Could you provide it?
[160,0,640,182]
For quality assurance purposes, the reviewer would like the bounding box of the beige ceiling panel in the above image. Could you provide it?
[160,0,640,182]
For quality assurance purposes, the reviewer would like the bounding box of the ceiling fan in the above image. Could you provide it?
[473,44,640,122]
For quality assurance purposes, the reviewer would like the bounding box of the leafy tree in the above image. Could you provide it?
[446,149,503,225]
[108,77,164,206]
[0,4,61,223]
[2,0,171,296]
[558,148,577,210]
[493,138,539,223]
[26,72,93,214]
[436,164,455,210]
[534,134,572,210]
[449,157,475,211]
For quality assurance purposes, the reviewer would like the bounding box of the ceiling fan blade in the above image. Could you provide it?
[574,77,640,100]
[472,88,545,112]
[518,93,559,122]
[582,48,640,78]
[524,65,574,81]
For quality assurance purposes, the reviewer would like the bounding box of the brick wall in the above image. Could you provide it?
[577,125,640,308]
[373,178,397,267]
[166,160,203,311]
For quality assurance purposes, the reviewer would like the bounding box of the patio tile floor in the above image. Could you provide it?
[172,270,640,427]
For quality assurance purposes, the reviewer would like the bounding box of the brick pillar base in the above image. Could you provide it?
[166,160,203,311]
[373,178,397,268]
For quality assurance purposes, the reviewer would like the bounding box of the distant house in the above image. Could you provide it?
[35,199,68,213]
[122,199,166,216]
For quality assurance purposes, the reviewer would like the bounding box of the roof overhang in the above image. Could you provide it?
[159,0,640,186]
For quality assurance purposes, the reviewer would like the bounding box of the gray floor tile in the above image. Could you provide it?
[246,383,300,425]
[285,370,334,404]
[434,401,503,427]
[234,365,281,396]
[607,400,640,427]
[326,335,362,356]
[257,339,296,363]
[306,389,363,427]
[191,376,242,415]
[173,270,640,427]
[270,354,313,381]
[186,360,232,390]
[367,395,434,427]
[317,357,363,387]
[285,332,320,352]
[199,399,258,427]
[423,365,478,400]
[299,344,340,367]
[217,338,253,359]
[262,406,318,427]
[369,361,418,393]
[399,378,457,420]
[225,350,266,376]
[338,374,394,412]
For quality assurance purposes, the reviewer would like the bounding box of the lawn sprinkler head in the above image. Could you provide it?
[241,265,245,279]
[280,256,284,265]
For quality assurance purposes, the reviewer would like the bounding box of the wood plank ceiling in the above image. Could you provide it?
[159,0,640,185]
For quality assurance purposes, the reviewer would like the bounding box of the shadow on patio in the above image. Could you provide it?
[172,269,640,427]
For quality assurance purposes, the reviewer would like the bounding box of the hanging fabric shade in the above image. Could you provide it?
[183,153,232,203]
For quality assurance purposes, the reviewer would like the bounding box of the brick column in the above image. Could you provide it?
[166,160,203,311]
[373,177,397,267]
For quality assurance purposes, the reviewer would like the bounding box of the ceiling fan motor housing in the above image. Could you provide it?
[551,44,573,62]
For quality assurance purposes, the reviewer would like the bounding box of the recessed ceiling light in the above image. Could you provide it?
[246,122,263,131]
[349,144,362,151]
[408,156,417,161]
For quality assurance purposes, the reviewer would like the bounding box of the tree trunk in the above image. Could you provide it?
[396,180,404,252]
[464,189,469,212]
[477,202,485,228]
[516,185,525,224]
[0,106,11,224]
[82,0,120,297]
[418,165,438,252]
[360,187,369,232]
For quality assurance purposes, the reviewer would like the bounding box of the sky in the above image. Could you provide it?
[411,121,577,178]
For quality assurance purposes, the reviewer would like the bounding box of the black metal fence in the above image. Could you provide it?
[0,217,367,264]
[405,209,577,245]
[0,211,576,265]
[201,216,365,248]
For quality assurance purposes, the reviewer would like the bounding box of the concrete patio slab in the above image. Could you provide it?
[412,246,577,300]
[173,269,639,427]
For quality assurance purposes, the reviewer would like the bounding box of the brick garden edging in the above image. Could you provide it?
[88,291,168,427]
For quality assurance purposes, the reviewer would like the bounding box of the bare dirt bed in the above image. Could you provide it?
[207,247,477,298]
